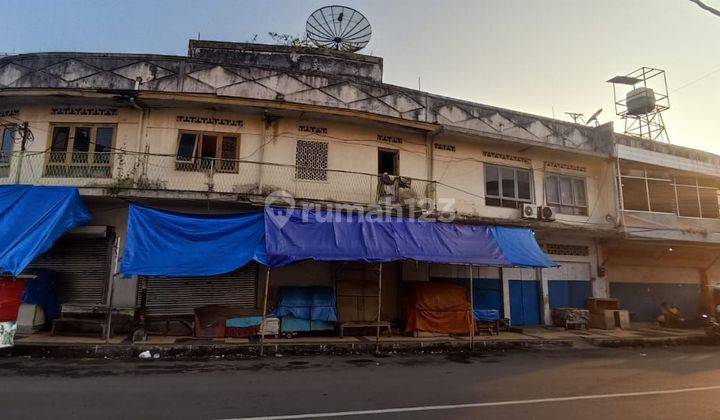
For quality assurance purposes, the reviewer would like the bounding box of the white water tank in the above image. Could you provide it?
[626,87,656,115]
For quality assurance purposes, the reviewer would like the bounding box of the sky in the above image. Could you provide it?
[2,0,719,153]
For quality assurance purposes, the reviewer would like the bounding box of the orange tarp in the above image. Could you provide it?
[405,282,473,334]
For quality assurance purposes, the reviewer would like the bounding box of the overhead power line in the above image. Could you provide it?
[689,0,720,18]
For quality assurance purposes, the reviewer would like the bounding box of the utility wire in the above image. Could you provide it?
[671,66,720,93]
[689,0,720,18]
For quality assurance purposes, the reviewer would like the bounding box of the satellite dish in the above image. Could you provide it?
[586,108,603,126]
[306,5,372,52]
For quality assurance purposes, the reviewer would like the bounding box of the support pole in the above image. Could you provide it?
[375,263,383,353]
[468,265,474,350]
[259,268,271,357]
[14,122,28,184]
[105,274,116,343]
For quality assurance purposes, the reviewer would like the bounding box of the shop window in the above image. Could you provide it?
[647,179,675,213]
[545,174,588,216]
[296,140,328,181]
[175,131,239,173]
[484,163,533,208]
[45,125,115,178]
[621,177,649,211]
[676,184,700,217]
[620,166,720,219]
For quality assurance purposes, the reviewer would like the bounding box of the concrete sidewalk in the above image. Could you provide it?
[3,324,711,359]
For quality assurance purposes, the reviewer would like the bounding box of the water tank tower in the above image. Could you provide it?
[608,67,670,142]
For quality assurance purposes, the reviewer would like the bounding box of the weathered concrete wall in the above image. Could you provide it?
[0,50,613,156]
[432,132,616,228]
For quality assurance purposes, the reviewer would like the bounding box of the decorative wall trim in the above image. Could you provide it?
[176,115,243,127]
[377,134,402,144]
[0,109,19,118]
[50,107,118,116]
[434,143,455,152]
[298,125,328,134]
[542,243,590,256]
[482,151,530,164]
[545,161,587,173]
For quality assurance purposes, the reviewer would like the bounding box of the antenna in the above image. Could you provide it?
[608,67,670,142]
[565,112,584,124]
[306,5,372,52]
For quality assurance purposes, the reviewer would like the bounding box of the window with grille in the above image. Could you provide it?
[175,131,239,173]
[45,124,115,178]
[484,163,533,208]
[545,173,588,216]
[295,140,328,181]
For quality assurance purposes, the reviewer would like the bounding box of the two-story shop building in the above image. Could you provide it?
[0,40,717,334]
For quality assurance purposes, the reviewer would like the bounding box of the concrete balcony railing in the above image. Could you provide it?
[0,151,437,209]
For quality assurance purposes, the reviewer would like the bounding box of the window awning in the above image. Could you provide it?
[120,205,554,277]
[264,208,555,268]
[0,185,91,276]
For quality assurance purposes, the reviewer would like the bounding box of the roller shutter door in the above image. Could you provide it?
[139,263,258,317]
[27,231,114,305]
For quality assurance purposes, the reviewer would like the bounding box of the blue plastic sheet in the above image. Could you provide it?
[22,269,59,322]
[264,208,554,268]
[0,185,90,276]
[121,206,554,277]
[270,286,338,322]
[120,205,267,276]
[474,309,500,322]
[490,226,556,268]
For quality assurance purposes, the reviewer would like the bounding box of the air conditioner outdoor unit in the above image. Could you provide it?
[539,206,555,221]
[521,203,538,219]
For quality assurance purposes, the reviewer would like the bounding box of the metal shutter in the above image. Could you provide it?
[28,233,113,305]
[139,263,258,317]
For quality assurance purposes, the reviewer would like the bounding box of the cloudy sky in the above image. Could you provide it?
[2,0,719,152]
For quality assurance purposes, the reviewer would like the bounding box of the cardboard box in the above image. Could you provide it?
[588,309,630,329]
[586,298,619,313]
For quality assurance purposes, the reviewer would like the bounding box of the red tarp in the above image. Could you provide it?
[405,282,473,334]
[0,278,25,322]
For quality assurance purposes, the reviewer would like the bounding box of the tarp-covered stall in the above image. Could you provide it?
[405,282,473,335]
[120,205,555,344]
[0,185,90,277]
[263,208,555,268]
[270,286,337,334]
[121,205,267,276]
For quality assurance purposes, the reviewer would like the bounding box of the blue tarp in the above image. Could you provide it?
[270,286,338,322]
[120,205,267,276]
[120,206,554,276]
[22,269,59,322]
[0,185,90,277]
[264,208,555,268]
[490,226,556,268]
[474,309,500,322]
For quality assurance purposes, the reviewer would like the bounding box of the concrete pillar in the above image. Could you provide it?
[591,242,609,298]
[501,268,511,322]
[538,268,551,325]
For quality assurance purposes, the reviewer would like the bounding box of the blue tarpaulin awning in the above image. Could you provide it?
[264,208,555,268]
[0,185,91,276]
[120,205,267,276]
[120,205,554,277]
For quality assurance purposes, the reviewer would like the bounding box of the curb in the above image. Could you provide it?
[583,335,712,347]
[4,338,575,359]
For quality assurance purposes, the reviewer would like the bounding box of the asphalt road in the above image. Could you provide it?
[2,346,720,419]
